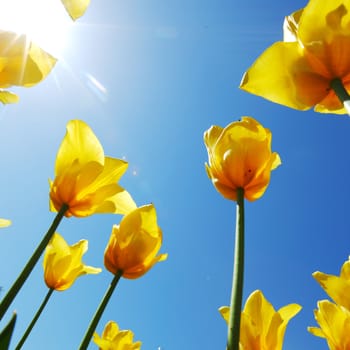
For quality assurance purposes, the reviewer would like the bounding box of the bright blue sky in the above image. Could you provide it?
[0,0,348,349]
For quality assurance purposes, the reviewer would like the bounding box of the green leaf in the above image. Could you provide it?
[0,313,17,350]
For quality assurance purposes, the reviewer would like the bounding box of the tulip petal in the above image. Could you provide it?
[309,300,350,349]
[77,157,128,198]
[61,0,90,20]
[0,32,56,87]
[55,120,104,176]
[313,271,350,310]
[0,90,19,104]
[219,290,301,350]
[104,204,166,279]
[298,0,350,45]
[50,120,135,217]
[43,233,101,290]
[93,321,142,349]
[0,218,11,228]
[283,9,303,42]
[205,117,280,202]
[97,188,137,215]
[241,41,330,111]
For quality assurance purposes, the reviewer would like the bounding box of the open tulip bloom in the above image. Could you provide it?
[0,30,56,104]
[49,119,136,218]
[104,204,167,279]
[93,321,142,350]
[240,0,350,115]
[308,256,350,348]
[43,233,101,291]
[204,117,281,202]
[220,290,301,350]
[308,300,350,349]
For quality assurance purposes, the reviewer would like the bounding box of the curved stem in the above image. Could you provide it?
[330,78,350,116]
[15,288,54,350]
[0,204,68,320]
[227,188,245,350]
[79,270,123,350]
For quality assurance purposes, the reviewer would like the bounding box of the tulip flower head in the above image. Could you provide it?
[219,290,301,350]
[49,120,136,217]
[308,300,350,350]
[240,0,350,114]
[204,117,281,201]
[93,321,141,350]
[313,256,350,311]
[104,204,167,279]
[43,232,101,291]
[61,0,90,20]
[0,30,56,103]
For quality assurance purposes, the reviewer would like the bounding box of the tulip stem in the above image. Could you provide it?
[330,78,350,116]
[15,288,54,350]
[0,204,68,321]
[79,270,123,350]
[227,188,245,350]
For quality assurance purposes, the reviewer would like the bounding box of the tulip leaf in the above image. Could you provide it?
[0,313,17,350]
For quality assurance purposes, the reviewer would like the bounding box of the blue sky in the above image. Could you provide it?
[0,0,348,349]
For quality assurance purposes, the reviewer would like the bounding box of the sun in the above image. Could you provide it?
[0,0,73,58]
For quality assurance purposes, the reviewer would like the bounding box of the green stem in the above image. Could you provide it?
[79,271,123,350]
[15,289,54,350]
[330,78,350,115]
[0,204,68,321]
[227,188,245,350]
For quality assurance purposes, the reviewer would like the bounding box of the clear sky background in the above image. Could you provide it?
[0,0,348,349]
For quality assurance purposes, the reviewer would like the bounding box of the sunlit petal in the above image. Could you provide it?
[43,233,101,291]
[93,321,141,350]
[0,30,56,103]
[241,0,350,114]
[61,0,90,20]
[204,117,280,201]
[219,290,301,350]
[0,90,18,104]
[104,204,167,279]
[241,42,330,110]
[313,257,350,310]
[308,300,350,350]
[50,120,135,217]
[0,218,11,228]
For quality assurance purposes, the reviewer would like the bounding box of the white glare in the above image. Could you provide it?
[344,100,350,116]
[0,0,72,58]
[83,73,108,102]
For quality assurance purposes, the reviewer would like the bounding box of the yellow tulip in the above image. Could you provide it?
[204,117,281,201]
[93,321,141,350]
[49,120,136,217]
[313,256,350,311]
[61,0,90,20]
[0,30,56,103]
[308,300,350,349]
[43,232,101,291]
[219,290,301,350]
[240,1,350,114]
[0,218,11,228]
[104,204,167,279]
